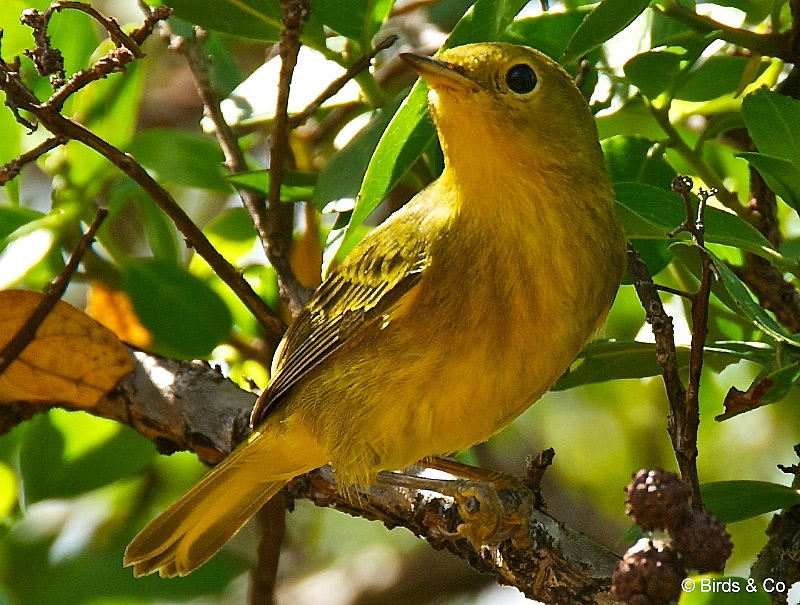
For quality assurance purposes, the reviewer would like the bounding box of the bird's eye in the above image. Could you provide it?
[505,64,537,94]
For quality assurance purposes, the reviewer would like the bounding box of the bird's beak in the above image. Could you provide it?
[400,52,477,91]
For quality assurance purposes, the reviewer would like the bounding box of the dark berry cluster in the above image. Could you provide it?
[610,469,733,605]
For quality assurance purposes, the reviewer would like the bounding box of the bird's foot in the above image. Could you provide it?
[377,456,540,550]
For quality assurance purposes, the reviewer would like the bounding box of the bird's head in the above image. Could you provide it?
[400,43,602,174]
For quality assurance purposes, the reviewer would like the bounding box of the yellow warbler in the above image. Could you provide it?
[124,42,626,577]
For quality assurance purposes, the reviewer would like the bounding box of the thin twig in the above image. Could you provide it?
[627,244,686,421]
[177,28,276,298]
[0,208,107,375]
[0,135,65,184]
[267,0,314,317]
[19,8,65,87]
[49,1,144,58]
[654,284,695,300]
[628,240,706,506]
[573,58,591,90]
[45,5,171,112]
[667,176,718,510]
[288,34,398,129]
[244,3,314,597]
[52,111,284,342]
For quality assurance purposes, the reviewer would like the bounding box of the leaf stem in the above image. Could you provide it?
[646,100,748,217]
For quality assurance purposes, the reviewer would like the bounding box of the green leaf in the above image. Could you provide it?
[627,239,673,279]
[602,136,676,189]
[703,340,774,365]
[127,129,231,192]
[204,32,245,96]
[343,84,434,249]
[679,576,770,604]
[122,258,233,358]
[48,9,99,78]
[0,92,21,167]
[464,0,531,43]
[312,0,393,43]
[741,89,800,169]
[502,6,593,59]
[623,51,683,100]
[0,207,42,245]
[147,0,327,49]
[709,251,800,347]
[698,112,747,146]
[0,0,49,63]
[562,0,650,62]
[669,241,751,318]
[445,0,531,48]
[739,361,800,405]
[650,5,694,46]
[138,191,180,262]
[312,0,369,41]
[67,57,145,189]
[312,98,402,209]
[701,480,800,523]
[596,96,666,140]
[697,0,773,23]
[738,152,800,212]
[554,340,685,390]
[335,0,530,259]
[204,207,257,261]
[675,56,768,102]
[19,415,156,502]
[227,169,317,201]
[553,339,772,390]
[101,179,179,263]
[368,0,395,40]
[614,182,777,261]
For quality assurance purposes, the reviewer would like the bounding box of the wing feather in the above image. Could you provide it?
[251,206,434,426]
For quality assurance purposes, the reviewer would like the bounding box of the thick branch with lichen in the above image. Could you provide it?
[0,348,619,604]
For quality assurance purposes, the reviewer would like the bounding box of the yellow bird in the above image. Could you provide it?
[124,42,626,577]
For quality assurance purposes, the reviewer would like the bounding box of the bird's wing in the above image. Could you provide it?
[251,206,433,426]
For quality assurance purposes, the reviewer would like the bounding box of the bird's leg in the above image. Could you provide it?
[376,456,540,550]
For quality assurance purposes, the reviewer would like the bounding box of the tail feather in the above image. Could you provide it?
[125,421,325,577]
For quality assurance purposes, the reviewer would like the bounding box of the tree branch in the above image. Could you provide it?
[750,445,800,605]
[174,28,278,294]
[652,0,793,59]
[627,244,686,413]
[0,349,621,603]
[0,134,65,185]
[668,178,717,510]
[266,0,314,316]
[288,33,398,129]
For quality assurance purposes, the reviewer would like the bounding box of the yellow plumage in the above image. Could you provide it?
[124,42,626,577]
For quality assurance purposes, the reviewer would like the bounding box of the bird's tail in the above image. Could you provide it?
[124,419,325,577]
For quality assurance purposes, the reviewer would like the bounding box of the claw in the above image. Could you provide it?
[451,478,534,550]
